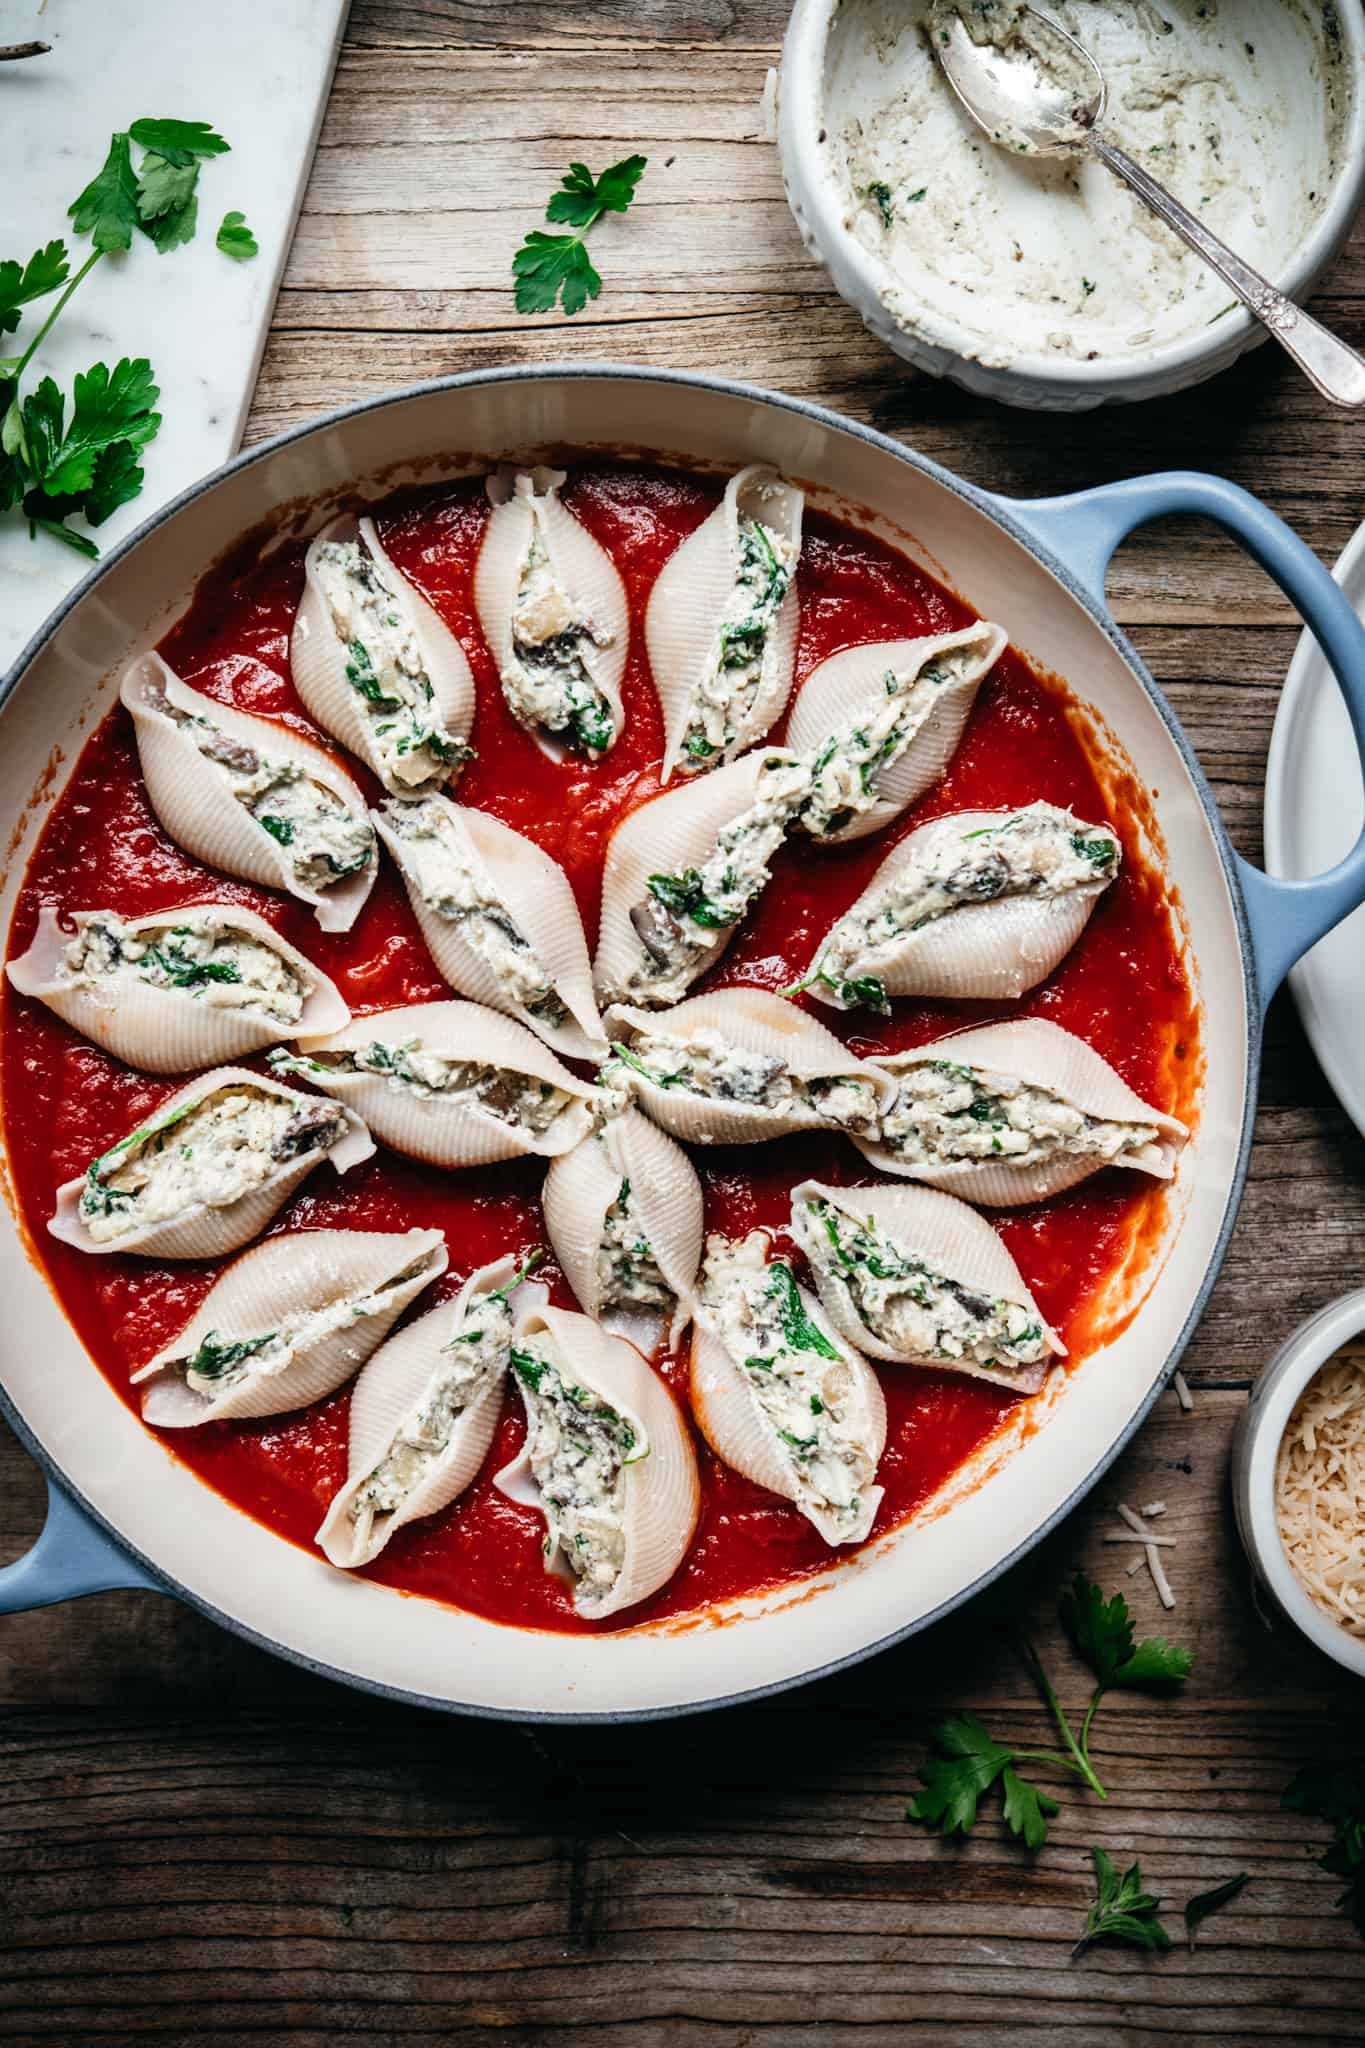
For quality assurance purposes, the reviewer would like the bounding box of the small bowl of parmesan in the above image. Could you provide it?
[777,0,1365,409]
[1232,1290,1365,1679]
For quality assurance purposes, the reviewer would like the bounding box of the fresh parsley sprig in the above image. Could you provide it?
[2,120,256,558]
[908,1573,1192,1849]
[1283,1762,1365,1941]
[512,155,647,316]
[1073,1847,1171,1958]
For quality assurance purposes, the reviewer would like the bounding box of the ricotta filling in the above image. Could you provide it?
[61,913,307,1026]
[166,1247,445,1406]
[379,798,568,1029]
[511,1337,646,1610]
[606,1023,881,1137]
[680,514,798,769]
[624,753,811,1003]
[79,1083,347,1244]
[808,802,1120,1008]
[596,1175,672,1314]
[347,1257,534,1535]
[796,646,978,840]
[150,681,375,894]
[313,536,471,790]
[700,1231,876,1529]
[792,1192,1048,1377]
[880,1057,1162,1170]
[270,1039,576,1139]
[506,523,616,756]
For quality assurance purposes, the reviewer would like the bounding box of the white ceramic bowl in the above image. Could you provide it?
[777,0,1365,411]
[1231,1290,1365,1681]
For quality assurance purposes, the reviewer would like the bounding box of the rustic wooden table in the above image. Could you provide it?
[4,4,1365,2041]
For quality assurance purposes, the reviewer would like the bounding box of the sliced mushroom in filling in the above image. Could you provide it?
[269,1039,576,1139]
[506,526,616,756]
[510,1337,646,1605]
[605,1023,881,1137]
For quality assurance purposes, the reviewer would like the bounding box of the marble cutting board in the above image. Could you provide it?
[0,0,349,676]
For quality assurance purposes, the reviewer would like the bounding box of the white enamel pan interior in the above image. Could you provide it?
[2,366,1364,1721]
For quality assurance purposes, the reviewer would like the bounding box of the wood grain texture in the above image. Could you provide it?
[4,3,1365,2039]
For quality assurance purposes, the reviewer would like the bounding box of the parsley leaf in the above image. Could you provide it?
[1060,1572,1192,1690]
[19,376,65,480]
[0,241,70,335]
[40,358,159,496]
[68,133,140,254]
[1182,1872,1248,1952]
[512,154,647,316]
[513,232,602,318]
[216,211,258,261]
[1283,1764,1365,1941]
[83,439,145,526]
[545,155,647,225]
[136,153,199,223]
[128,118,230,165]
[908,1713,1059,1850]
[1074,1847,1171,1958]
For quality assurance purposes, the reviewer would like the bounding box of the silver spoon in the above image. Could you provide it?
[932,2,1365,407]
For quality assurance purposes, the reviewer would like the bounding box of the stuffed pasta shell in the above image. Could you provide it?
[120,654,379,932]
[790,1180,1065,1394]
[594,748,810,1008]
[291,514,475,798]
[691,1231,886,1546]
[474,466,628,760]
[793,801,1121,1009]
[858,1019,1188,1205]
[133,1227,447,1427]
[49,1066,374,1260]
[788,621,1006,843]
[318,1249,548,1567]
[648,465,803,780]
[495,1305,700,1619]
[602,989,893,1146]
[7,903,349,1073]
[542,1107,703,1348]
[270,1000,597,1166]
[373,794,605,1059]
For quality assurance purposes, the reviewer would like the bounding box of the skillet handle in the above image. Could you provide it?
[993,470,1365,1010]
[0,1473,162,1612]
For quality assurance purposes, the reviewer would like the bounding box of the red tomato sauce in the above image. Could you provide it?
[0,466,1199,1635]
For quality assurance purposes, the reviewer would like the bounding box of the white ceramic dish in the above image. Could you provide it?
[1265,518,1365,1142]
[1230,1289,1365,1681]
[1,366,1365,1722]
[777,0,1365,411]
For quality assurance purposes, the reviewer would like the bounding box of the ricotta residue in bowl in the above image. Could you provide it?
[825,0,1350,367]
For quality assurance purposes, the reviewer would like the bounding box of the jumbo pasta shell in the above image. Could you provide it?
[288,1000,598,1165]
[593,749,802,1007]
[120,653,379,932]
[290,514,475,798]
[474,467,628,760]
[7,903,350,1074]
[48,1066,374,1261]
[856,1018,1189,1206]
[790,1179,1064,1393]
[132,1228,447,1427]
[373,795,605,1059]
[690,1256,886,1547]
[604,989,894,1146]
[542,1108,704,1347]
[494,1303,700,1619]
[649,464,803,782]
[787,621,1007,843]
[802,805,1117,1005]
[316,1253,550,1567]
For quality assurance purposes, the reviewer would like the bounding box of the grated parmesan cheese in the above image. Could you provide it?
[1275,1354,1365,1639]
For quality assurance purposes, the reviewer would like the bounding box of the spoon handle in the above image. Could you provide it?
[1088,134,1365,409]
